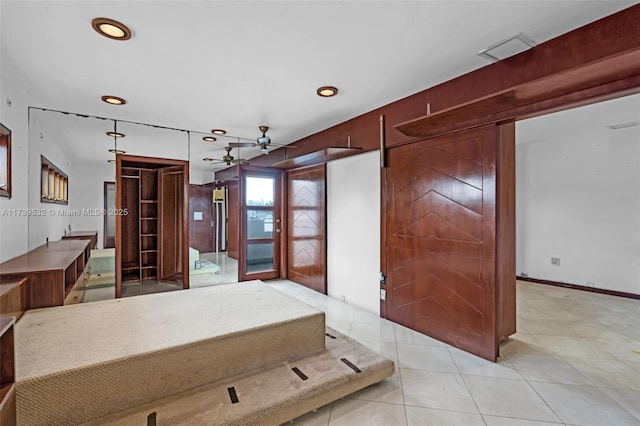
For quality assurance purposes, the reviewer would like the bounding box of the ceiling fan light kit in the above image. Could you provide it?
[257,125,272,153]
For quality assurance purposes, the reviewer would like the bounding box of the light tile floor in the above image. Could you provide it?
[82,252,239,302]
[81,270,639,425]
[265,280,640,426]
[189,252,238,288]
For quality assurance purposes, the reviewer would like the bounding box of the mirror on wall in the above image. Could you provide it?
[26,108,241,301]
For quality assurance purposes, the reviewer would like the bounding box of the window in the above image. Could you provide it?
[41,156,68,204]
[0,122,11,198]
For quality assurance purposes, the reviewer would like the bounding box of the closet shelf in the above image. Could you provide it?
[122,263,139,271]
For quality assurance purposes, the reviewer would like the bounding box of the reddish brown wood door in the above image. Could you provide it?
[103,181,116,248]
[385,125,500,361]
[158,165,186,285]
[226,184,239,260]
[189,183,214,253]
[287,164,327,293]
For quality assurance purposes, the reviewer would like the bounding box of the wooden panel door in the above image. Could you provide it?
[287,164,326,293]
[385,125,508,361]
[226,184,239,260]
[189,183,214,253]
[103,182,116,249]
[158,166,185,285]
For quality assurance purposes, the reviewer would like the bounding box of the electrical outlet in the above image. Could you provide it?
[520,272,529,277]
[380,289,386,301]
[551,257,561,266]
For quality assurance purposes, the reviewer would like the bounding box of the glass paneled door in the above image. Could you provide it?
[240,169,282,281]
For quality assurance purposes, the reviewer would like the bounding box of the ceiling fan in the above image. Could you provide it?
[229,126,296,154]
[203,146,249,166]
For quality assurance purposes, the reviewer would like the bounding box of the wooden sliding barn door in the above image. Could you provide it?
[287,164,327,294]
[385,124,512,361]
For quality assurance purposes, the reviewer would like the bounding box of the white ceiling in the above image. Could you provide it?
[1,1,637,172]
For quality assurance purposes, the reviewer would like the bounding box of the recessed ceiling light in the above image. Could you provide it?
[108,149,126,154]
[211,129,227,135]
[101,95,127,105]
[106,131,125,138]
[202,136,217,142]
[317,86,338,97]
[92,18,132,41]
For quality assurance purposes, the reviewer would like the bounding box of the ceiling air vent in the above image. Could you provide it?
[606,121,639,130]
[478,33,537,62]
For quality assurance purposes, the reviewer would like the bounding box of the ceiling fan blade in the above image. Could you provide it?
[229,142,255,148]
[270,143,297,148]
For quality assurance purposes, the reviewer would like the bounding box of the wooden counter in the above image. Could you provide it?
[34,239,91,269]
[0,278,27,322]
[61,230,98,249]
[0,242,88,309]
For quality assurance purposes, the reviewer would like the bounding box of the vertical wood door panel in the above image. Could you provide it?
[103,181,116,249]
[226,184,239,260]
[120,178,139,268]
[386,125,499,361]
[189,184,214,253]
[159,166,184,283]
[287,165,326,293]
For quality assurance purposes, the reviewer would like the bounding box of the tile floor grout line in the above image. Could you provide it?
[521,372,566,424]
[392,317,410,426]
[479,412,565,425]
[449,347,485,418]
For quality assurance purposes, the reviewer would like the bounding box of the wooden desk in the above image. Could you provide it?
[0,246,87,309]
[62,230,98,249]
[0,278,27,322]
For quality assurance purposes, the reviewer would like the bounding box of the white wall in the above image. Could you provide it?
[0,56,32,262]
[189,168,215,185]
[327,150,380,314]
[68,162,115,249]
[516,125,640,295]
[27,113,73,249]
